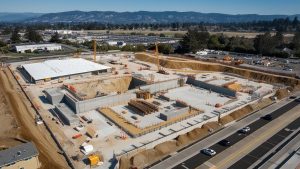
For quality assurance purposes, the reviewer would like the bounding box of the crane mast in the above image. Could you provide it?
[93,40,97,62]
[155,42,160,72]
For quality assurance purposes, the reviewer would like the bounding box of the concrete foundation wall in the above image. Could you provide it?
[44,89,64,105]
[140,79,180,94]
[76,92,136,114]
[63,94,79,113]
[55,104,80,125]
[187,77,236,97]
[129,77,148,89]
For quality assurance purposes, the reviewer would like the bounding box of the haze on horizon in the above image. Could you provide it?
[0,0,299,15]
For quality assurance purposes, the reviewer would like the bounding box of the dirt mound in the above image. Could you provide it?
[275,88,290,100]
[176,134,191,146]
[70,76,132,99]
[220,97,273,125]
[202,121,221,131]
[119,156,131,169]
[220,115,235,124]
[292,84,300,91]
[154,141,177,154]
[230,105,253,119]
[131,149,160,168]
[187,128,209,140]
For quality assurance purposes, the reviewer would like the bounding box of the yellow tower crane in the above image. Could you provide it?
[93,40,97,62]
[155,43,169,75]
[155,42,160,72]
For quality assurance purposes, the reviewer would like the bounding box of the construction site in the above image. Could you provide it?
[1,42,299,169]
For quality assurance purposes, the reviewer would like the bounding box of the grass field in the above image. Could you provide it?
[84,29,295,38]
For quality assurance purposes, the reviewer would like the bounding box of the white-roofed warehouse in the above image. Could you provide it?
[13,43,62,53]
[22,58,111,83]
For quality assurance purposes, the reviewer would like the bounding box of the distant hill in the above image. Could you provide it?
[1,11,299,23]
[0,12,43,22]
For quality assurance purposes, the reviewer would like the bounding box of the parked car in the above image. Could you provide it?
[289,96,297,99]
[201,148,216,156]
[239,126,251,134]
[262,114,273,121]
[218,139,231,146]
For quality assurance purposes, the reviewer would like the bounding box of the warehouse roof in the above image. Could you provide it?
[14,43,61,50]
[22,58,111,81]
[0,142,39,167]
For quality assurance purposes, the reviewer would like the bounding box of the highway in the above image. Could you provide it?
[229,115,300,169]
[256,131,300,169]
[172,100,299,169]
[149,96,299,169]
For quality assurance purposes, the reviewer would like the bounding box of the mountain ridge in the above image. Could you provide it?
[1,11,299,23]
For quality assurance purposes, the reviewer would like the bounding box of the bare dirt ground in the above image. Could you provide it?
[0,67,69,169]
[0,84,23,149]
[71,76,132,99]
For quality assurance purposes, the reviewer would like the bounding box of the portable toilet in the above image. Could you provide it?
[81,144,94,155]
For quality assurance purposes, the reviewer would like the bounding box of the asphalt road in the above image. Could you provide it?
[229,115,300,169]
[172,100,299,169]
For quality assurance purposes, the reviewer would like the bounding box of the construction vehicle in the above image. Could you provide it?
[72,133,83,139]
[234,59,244,65]
[155,43,169,75]
[223,55,232,61]
[35,115,43,125]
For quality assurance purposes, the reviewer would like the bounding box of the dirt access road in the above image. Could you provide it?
[0,67,69,169]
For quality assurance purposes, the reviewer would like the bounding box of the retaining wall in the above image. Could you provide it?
[187,77,236,97]
[76,92,136,113]
[140,79,181,93]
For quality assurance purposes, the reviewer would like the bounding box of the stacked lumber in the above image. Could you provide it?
[128,100,159,116]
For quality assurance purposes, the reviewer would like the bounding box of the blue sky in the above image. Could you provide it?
[0,0,299,15]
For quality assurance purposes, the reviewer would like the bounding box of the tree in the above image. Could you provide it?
[273,31,284,48]
[208,35,221,49]
[25,28,43,42]
[292,31,300,50]
[10,27,21,43]
[148,33,156,36]
[1,27,12,35]
[178,29,210,53]
[159,33,166,37]
[292,17,299,27]
[0,40,6,47]
[158,44,173,54]
[135,44,146,52]
[254,32,274,55]
[50,32,61,43]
